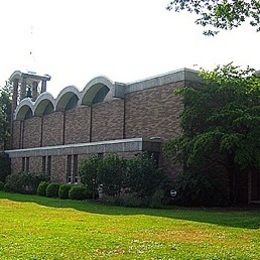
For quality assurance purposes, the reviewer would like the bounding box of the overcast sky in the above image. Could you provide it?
[1,0,259,96]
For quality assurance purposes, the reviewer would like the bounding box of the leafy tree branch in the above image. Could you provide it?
[167,0,260,35]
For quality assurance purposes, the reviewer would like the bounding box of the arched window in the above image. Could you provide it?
[80,77,114,106]
[34,99,54,116]
[16,104,33,120]
[82,84,110,105]
[56,87,80,111]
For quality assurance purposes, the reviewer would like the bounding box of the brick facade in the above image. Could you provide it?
[125,82,183,140]
[51,155,67,183]
[29,156,42,173]
[6,68,255,204]
[92,99,124,141]
[12,120,21,149]
[23,117,42,148]
[9,81,184,183]
[11,157,22,174]
[12,83,183,151]
[7,71,201,187]
[65,106,91,144]
[42,112,64,146]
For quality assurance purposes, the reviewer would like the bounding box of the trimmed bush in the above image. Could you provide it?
[46,183,60,198]
[58,184,74,199]
[69,186,88,200]
[0,181,4,191]
[37,181,49,196]
[4,172,47,194]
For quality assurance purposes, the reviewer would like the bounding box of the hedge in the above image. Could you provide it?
[46,183,60,198]
[68,186,88,200]
[37,181,49,196]
[58,184,74,199]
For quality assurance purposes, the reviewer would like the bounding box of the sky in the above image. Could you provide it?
[0,0,259,97]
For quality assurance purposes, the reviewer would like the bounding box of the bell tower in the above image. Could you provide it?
[9,71,51,115]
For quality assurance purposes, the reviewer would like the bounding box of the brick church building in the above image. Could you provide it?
[5,69,259,204]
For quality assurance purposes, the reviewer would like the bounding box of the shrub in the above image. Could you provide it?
[69,186,88,200]
[79,153,166,201]
[101,193,149,208]
[174,170,230,206]
[149,189,165,208]
[4,172,47,194]
[80,154,126,197]
[79,155,102,198]
[115,192,147,208]
[46,183,60,198]
[126,153,164,197]
[0,153,10,182]
[98,154,126,196]
[0,181,4,191]
[58,184,74,199]
[37,181,49,196]
[3,183,10,192]
[101,190,167,209]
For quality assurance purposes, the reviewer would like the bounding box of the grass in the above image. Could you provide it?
[0,192,259,259]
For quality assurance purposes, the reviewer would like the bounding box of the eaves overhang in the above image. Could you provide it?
[5,138,161,158]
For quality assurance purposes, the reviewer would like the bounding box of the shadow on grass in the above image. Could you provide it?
[0,191,259,229]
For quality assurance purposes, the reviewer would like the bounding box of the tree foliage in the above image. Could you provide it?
[80,153,164,198]
[4,172,47,194]
[0,81,12,150]
[167,0,260,35]
[165,64,260,203]
[0,153,10,182]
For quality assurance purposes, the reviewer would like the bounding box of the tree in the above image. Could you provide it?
[167,0,260,36]
[165,64,260,203]
[0,81,12,150]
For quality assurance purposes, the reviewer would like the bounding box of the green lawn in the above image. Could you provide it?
[0,192,259,259]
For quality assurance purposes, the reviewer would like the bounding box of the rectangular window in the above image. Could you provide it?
[47,156,51,177]
[42,156,46,174]
[22,157,25,172]
[67,155,72,183]
[25,157,30,172]
[73,155,79,183]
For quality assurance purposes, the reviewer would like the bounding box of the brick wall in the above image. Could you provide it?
[64,106,91,144]
[11,157,22,174]
[125,82,184,141]
[29,156,42,173]
[12,120,21,149]
[51,155,66,183]
[42,112,64,146]
[10,81,185,182]
[23,117,42,148]
[116,151,141,159]
[92,99,124,142]
[12,82,183,148]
